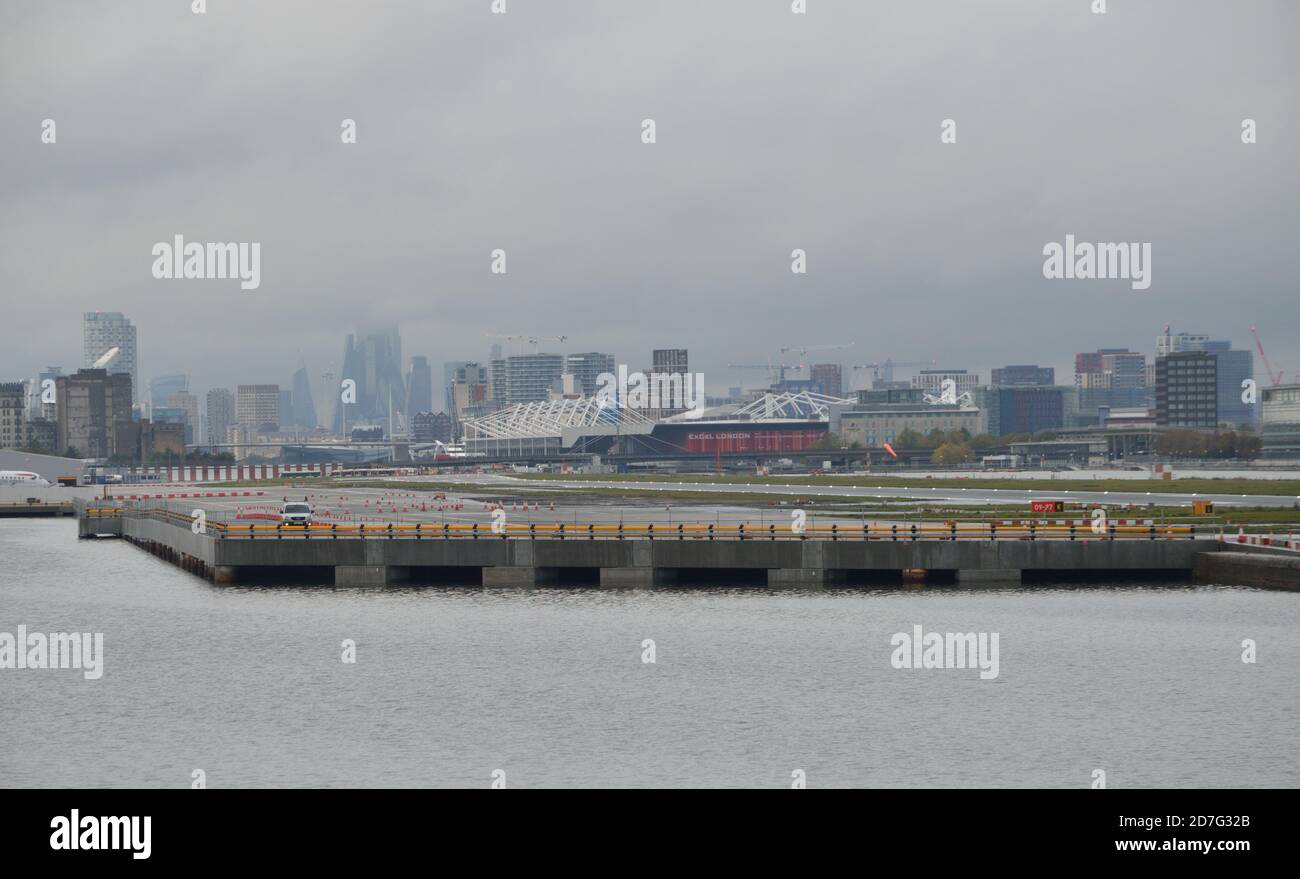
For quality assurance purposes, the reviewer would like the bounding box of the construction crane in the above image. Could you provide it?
[779,342,853,372]
[728,361,798,386]
[849,358,936,386]
[1250,326,1285,386]
[485,333,569,354]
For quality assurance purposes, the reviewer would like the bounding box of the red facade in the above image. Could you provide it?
[684,429,825,454]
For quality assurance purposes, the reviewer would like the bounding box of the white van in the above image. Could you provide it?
[280,501,313,526]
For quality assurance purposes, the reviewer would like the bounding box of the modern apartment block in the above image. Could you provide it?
[564,352,616,397]
[236,384,281,432]
[83,311,139,401]
[55,368,134,458]
[1155,351,1217,428]
[490,353,565,406]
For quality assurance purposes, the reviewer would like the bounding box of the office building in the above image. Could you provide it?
[83,312,139,400]
[406,356,433,419]
[149,374,189,411]
[911,369,981,396]
[290,366,318,430]
[1261,383,1300,458]
[1155,330,1255,427]
[1155,351,1217,428]
[840,404,981,447]
[986,387,1065,437]
[991,365,1055,387]
[206,388,235,449]
[333,327,405,433]
[237,384,281,432]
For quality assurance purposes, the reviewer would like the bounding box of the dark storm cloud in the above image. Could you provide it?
[1,0,1297,398]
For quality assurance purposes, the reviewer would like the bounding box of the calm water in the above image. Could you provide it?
[1,519,1296,788]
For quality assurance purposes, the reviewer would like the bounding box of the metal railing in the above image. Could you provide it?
[84,508,1199,541]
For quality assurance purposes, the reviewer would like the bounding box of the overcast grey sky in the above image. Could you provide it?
[2,0,1297,401]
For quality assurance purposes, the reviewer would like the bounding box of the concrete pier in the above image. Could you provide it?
[76,504,1258,589]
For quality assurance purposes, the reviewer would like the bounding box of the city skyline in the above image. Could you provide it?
[2,2,1297,392]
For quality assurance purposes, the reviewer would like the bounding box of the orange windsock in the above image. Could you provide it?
[883,442,898,458]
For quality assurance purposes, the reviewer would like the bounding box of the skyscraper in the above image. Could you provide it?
[406,355,433,419]
[83,312,139,401]
[149,374,189,412]
[290,366,318,430]
[333,327,405,434]
[205,388,235,449]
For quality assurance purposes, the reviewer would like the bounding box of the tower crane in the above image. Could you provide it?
[728,361,798,386]
[1250,326,1285,387]
[779,342,853,372]
[849,358,936,386]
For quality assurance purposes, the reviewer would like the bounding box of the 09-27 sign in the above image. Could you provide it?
[1031,500,1064,513]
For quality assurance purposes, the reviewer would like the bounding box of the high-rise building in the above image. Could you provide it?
[0,382,27,450]
[237,384,281,432]
[810,363,844,398]
[991,365,1055,387]
[912,369,980,396]
[205,388,235,449]
[31,367,63,421]
[564,352,616,397]
[406,356,433,419]
[1156,351,1217,428]
[1073,349,1149,424]
[55,368,134,458]
[333,327,405,433]
[442,360,471,414]
[166,391,199,445]
[451,363,493,423]
[149,374,189,411]
[987,387,1065,436]
[291,366,318,430]
[83,312,139,401]
[490,353,565,406]
[1261,383,1300,458]
[1154,331,1255,427]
